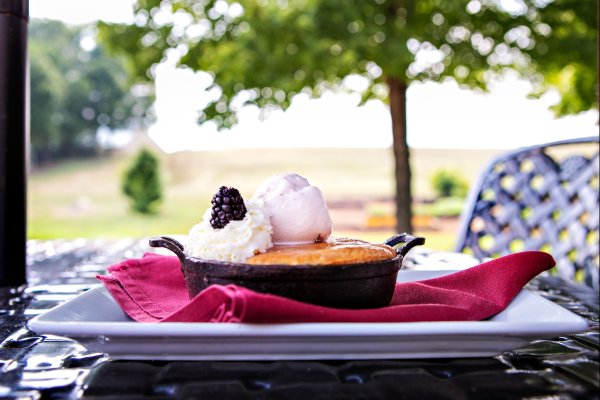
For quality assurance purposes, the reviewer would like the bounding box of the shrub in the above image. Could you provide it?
[431,170,469,198]
[122,148,163,214]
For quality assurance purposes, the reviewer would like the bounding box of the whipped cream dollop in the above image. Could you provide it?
[252,173,333,245]
[185,199,273,262]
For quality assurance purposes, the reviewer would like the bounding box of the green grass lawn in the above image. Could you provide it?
[28,146,502,250]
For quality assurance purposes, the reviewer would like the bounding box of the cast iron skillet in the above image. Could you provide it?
[149,233,424,309]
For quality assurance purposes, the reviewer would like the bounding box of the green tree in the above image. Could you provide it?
[122,148,163,214]
[29,19,152,164]
[98,0,597,233]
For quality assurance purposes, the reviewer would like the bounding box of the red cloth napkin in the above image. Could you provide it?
[97,251,554,323]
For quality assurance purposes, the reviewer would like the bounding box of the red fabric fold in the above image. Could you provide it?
[97,251,555,323]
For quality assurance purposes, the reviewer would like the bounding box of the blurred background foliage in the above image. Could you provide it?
[29,19,153,166]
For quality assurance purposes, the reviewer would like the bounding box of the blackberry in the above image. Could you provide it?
[210,186,247,229]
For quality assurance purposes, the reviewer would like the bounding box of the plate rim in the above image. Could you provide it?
[27,270,590,360]
[28,272,589,338]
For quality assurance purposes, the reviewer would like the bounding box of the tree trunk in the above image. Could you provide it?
[387,76,413,234]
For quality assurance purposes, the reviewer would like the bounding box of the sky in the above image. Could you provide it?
[30,0,599,152]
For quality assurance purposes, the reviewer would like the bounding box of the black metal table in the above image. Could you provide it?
[1,239,598,399]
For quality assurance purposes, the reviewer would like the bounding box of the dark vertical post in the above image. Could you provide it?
[0,0,28,286]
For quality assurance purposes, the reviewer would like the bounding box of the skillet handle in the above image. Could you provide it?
[384,233,425,257]
[149,236,186,263]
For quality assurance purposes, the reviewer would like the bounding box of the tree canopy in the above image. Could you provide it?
[98,0,597,232]
[29,19,152,165]
[519,0,597,115]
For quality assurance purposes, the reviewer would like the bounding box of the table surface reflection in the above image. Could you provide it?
[0,238,597,399]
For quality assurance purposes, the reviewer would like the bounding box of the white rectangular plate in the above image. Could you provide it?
[28,270,588,360]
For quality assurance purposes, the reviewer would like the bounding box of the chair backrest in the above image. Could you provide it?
[456,137,599,290]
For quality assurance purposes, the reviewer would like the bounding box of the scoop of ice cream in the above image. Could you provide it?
[252,173,333,245]
[186,199,273,262]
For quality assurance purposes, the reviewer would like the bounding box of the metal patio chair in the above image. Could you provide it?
[456,137,599,290]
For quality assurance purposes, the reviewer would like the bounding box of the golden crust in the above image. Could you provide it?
[245,237,396,266]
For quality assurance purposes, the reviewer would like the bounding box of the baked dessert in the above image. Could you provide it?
[150,232,422,308]
[246,238,396,266]
[184,173,398,266]
[150,173,423,308]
